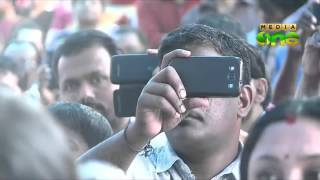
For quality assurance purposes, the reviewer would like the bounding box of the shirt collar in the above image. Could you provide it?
[148,133,180,173]
[148,133,242,179]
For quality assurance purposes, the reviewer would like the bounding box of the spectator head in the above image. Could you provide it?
[241,98,320,180]
[48,103,113,157]
[114,26,148,54]
[12,0,34,17]
[196,12,246,39]
[11,20,44,52]
[0,55,21,94]
[71,0,104,28]
[4,40,40,90]
[0,94,76,180]
[249,46,270,109]
[258,0,306,23]
[158,24,253,154]
[242,46,270,131]
[0,0,14,19]
[198,0,238,15]
[53,30,125,133]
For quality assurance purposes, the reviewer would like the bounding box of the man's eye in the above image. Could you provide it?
[304,170,320,180]
[63,82,79,91]
[90,75,108,86]
[90,76,102,85]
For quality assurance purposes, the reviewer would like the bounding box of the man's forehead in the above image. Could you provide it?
[58,46,111,81]
[189,46,221,56]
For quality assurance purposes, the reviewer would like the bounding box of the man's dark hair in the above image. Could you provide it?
[48,103,113,148]
[0,95,76,180]
[197,12,246,39]
[158,24,251,85]
[4,40,42,66]
[249,46,271,109]
[240,97,320,180]
[52,30,119,86]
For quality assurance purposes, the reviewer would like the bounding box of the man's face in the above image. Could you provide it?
[248,118,320,180]
[167,46,249,150]
[58,46,119,126]
[73,0,103,24]
[4,43,38,90]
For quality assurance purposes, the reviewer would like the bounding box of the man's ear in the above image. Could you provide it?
[253,78,268,104]
[238,84,253,118]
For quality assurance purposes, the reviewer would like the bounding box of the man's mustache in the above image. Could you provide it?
[81,99,108,117]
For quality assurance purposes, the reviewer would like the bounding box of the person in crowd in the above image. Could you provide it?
[114,26,148,54]
[70,0,105,31]
[10,20,44,54]
[137,0,198,48]
[273,0,319,104]
[296,31,320,98]
[12,0,33,17]
[48,103,113,157]
[240,97,320,180]
[195,13,270,132]
[0,0,21,43]
[46,0,117,65]
[53,30,129,133]
[196,12,246,39]
[182,0,261,33]
[242,46,271,132]
[3,40,40,91]
[3,40,54,104]
[0,93,77,179]
[0,55,21,94]
[80,24,255,179]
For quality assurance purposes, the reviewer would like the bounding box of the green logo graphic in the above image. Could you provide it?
[256,31,300,47]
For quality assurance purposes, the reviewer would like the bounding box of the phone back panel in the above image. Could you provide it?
[170,56,241,97]
[111,54,160,84]
[113,85,145,117]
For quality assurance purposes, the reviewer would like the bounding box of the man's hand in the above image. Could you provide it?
[291,5,318,49]
[134,49,191,140]
[295,31,320,98]
[302,31,320,76]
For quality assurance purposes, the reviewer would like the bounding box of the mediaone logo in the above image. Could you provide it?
[256,23,299,46]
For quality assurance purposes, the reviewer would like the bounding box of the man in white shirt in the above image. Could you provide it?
[80,24,254,180]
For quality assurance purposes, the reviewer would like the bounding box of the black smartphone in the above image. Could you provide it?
[113,84,145,117]
[111,54,160,84]
[170,56,242,97]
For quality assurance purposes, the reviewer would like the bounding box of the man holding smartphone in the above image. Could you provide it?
[80,24,254,180]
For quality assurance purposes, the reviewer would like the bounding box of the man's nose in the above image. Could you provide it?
[183,98,210,109]
[286,167,302,180]
[79,82,95,99]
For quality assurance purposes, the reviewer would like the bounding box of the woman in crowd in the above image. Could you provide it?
[241,98,320,180]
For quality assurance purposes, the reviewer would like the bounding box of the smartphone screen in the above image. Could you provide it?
[113,84,145,117]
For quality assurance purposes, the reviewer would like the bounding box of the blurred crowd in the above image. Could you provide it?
[1,0,320,179]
